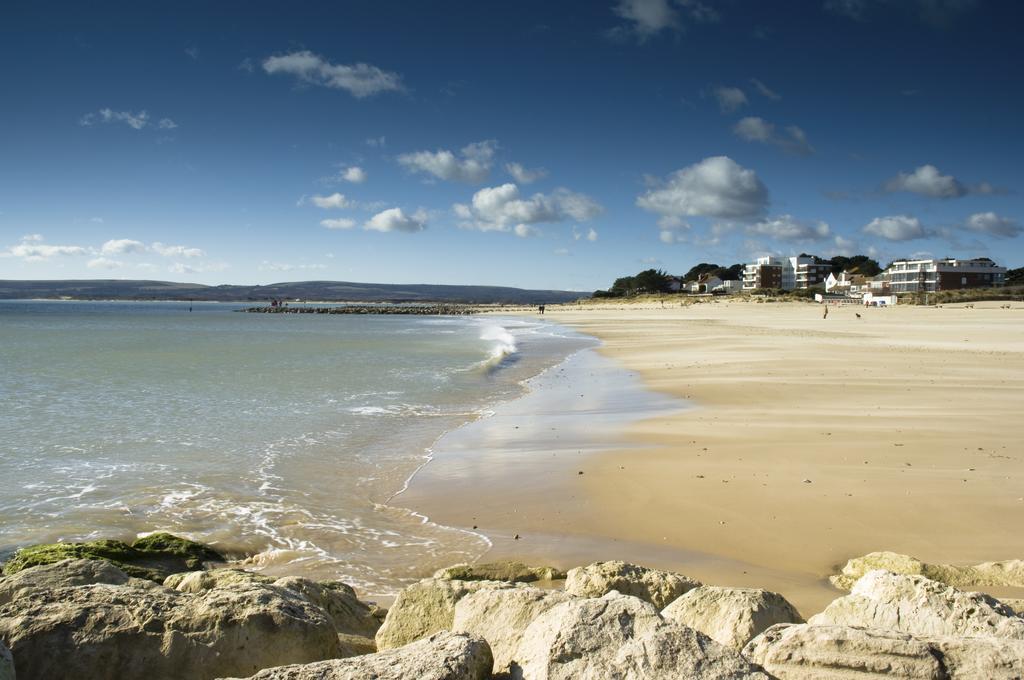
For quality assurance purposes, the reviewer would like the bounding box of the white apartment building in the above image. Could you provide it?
[884,258,1006,294]
[743,255,831,291]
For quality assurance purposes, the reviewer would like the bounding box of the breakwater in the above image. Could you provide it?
[244,304,481,315]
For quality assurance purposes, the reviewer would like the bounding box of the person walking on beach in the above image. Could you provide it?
[823,305,829,319]
[538,304,545,315]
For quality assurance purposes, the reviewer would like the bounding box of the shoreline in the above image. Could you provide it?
[397,299,1024,616]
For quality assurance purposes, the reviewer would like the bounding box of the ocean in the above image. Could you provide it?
[0,300,596,596]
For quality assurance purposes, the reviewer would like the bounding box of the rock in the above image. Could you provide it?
[0,574,345,679]
[1,533,224,583]
[375,578,524,650]
[434,561,566,583]
[164,569,384,640]
[164,568,272,592]
[272,576,385,639]
[831,550,1024,591]
[219,631,493,680]
[744,623,1024,679]
[0,558,147,606]
[452,586,572,673]
[661,586,803,649]
[0,639,13,680]
[809,569,1024,639]
[513,592,770,679]
[564,560,700,609]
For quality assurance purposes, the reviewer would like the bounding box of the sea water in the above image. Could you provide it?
[0,300,594,596]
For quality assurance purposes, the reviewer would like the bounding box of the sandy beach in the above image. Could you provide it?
[400,299,1024,615]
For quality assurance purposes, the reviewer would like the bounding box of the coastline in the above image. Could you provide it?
[397,299,1024,616]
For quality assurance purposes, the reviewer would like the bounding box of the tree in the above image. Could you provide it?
[682,262,744,282]
[1007,267,1024,286]
[610,275,637,296]
[829,255,881,277]
[634,269,672,293]
[718,263,745,281]
[682,263,721,283]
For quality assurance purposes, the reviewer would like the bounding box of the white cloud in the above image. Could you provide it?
[169,261,228,275]
[259,261,327,272]
[637,156,769,220]
[573,226,599,242]
[184,46,200,61]
[262,51,404,98]
[310,193,351,209]
[80,109,177,131]
[748,214,831,241]
[398,140,497,184]
[862,215,928,241]
[713,86,747,113]
[832,235,858,256]
[613,0,679,37]
[750,78,781,100]
[101,239,146,255]
[341,166,367,183]
[151,242,205,258]
[5,235,90,261]
[505,162,548,184]
[733,117,814,155]
[884,164,966,198]
[364,207,428,233]
[611,0,718,40]
[657,216,690,244]
[80,108,150,130]
[963,212,1022,238]
[514,224,540,238]
[366,136,386,147]
[321,217,357,230]
[454,183,603,234]
[87,257,123,270]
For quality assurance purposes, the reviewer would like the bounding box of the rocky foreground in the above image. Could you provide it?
[1,539,1024,679]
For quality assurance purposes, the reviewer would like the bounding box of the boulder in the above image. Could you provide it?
[375,578,524,650]
[809,570,1024,639]
[219,631,493,680]
[661,586,803,649]
[744,623,1024,679]
[513,592,770,679]
[164,569,384,640]
[0,639,13,680]
[452,586,572,673]
[564,561,700,609]
[272,576,385,639]
[1,533,224,583]
[0,558,148,605]
[0,574,345,679]
[434,561,566,583]
[831,551,1024,590]
[164,568,272,592]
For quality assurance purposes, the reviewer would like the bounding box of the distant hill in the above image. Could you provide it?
[0,279,585,305]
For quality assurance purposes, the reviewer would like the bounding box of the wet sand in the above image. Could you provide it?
[399,299,1024,616]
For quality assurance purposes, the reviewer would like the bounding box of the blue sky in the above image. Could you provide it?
[1,0,1021,290]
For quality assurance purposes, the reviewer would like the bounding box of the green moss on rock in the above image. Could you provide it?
[433,561,566,583]
[0,533,224,583]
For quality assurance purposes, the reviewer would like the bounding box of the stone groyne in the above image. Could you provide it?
[4,538,1024,679]
[244,304,481,315]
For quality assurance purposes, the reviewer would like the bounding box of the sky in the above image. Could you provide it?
[1,0,1022,291]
